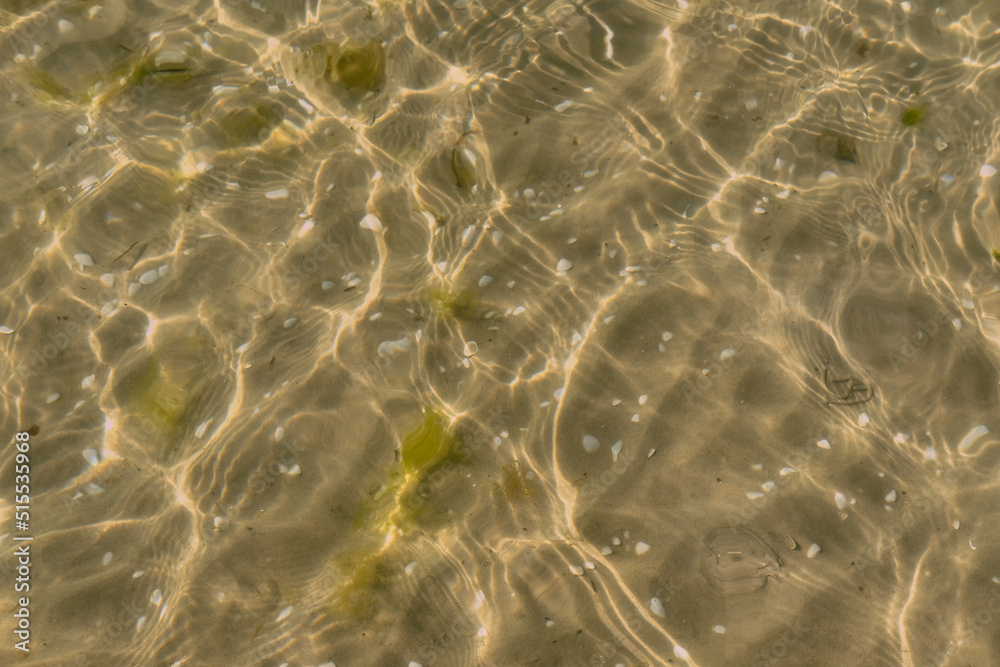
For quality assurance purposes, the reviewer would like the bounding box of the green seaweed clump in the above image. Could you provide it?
[428,288,481,320]
[901,106,926,127]
[352,407,456,534]
[325,39,384,93]
[331,407,457,617]
[400,407,456,474]
[118,356,188,435]
[992,249,1000,263]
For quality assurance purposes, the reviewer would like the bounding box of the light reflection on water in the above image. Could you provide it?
[2,0,1000,665]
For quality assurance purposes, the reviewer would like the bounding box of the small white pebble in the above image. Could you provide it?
[612,398,622,406]
[638,395,648,405]
[283,317,297,329]
[635,542,650,555]
[720,348,734,360]
[600,546,613,555]
[834,492,847,510]
[139,269,159,285]
[74,253,94,266]
[276,606,292,621]
[265,188,289,199]
[158,264,170,277]
[479,275,493,287]
[611,440,623,462]
[83,449,99,466]
[150,589,163,605]
[0,326,13,334]
[274,426,285,441]
[583,435,600,452]
[555,100,573,112]
[557,258,573,272]
[583,561,595,570]
[817,439,831,449]
[981,165,997,177]
[650,597,666,618]
[102,552,113,565]
[753,206,766,214]
[612,537,622,546]
[46,393,60,404]
[779,467,795,475]
[859,412,870,427]
[674,646,689,660]
[806,543,821,558]
[569,564,584,575]
[82,375,95,388]
[953,520,960,530]
[360,213,383,231]
[100,273,115,287]
[662,331,674,341]
[885,490,896,502]
[714,625,726,634]
[464,341,478,356]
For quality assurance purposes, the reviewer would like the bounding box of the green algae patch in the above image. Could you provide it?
[116,356,188,435]
[428,288,481,320]
[26,68,73,101]
[330,407,459,618]
[330,549,392,620]
[901,106,926,127]
[352,407,456,534]
[401,407,455,474]
[324,39,384,93]
[992,249,1000,263]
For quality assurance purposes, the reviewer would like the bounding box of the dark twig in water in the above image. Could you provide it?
[822,362,874,405]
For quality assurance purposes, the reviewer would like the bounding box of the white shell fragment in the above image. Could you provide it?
[360,214,383,231]
[650,597,666,618]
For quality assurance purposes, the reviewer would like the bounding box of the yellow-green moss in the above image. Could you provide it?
[400,408,455,474]
[325,39,384,93]
[332,407,458,617]
[901,106,926,127]
[121,356,188,434]
[428,288,481,320]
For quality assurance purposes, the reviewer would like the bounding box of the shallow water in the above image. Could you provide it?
[2,1,1000,665]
